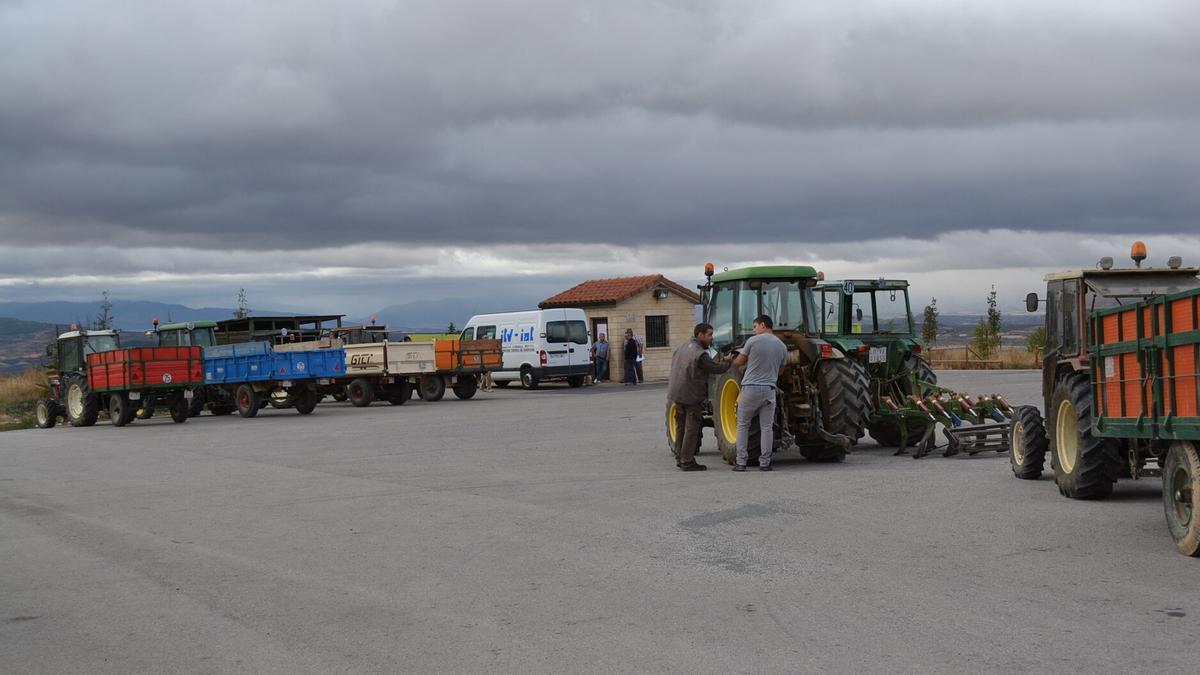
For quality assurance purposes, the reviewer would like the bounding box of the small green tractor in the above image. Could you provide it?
[818,278,1013,457]
[666,264,872,465]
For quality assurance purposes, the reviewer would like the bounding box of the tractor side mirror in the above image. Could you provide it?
[856,308,863,321]
[1025,293,1039,313]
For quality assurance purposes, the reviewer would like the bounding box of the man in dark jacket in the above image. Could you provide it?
[667,323,732,471]
[623,329,639,385]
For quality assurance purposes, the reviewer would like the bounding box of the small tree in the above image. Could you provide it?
[986,285,1002,349]
[446,321,457,335]
[1027,326,1046,353]
[921,297,939,345]
[972,319,994,359]
[234,288,250,319]
[95,291,113,329]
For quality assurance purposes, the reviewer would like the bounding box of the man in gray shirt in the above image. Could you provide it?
[733,315,788,471]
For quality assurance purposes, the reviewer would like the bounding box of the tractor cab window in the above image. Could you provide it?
[60,339,83,372]
[708,284,734,348]
[851,292,874,334]
[761,282,805,332]
[872,289,912,334]
[192,329,216,347]
[1061,280,1080,356]
[821,290,842,335]
[84,335,118,355]
[736,282,759,339]
[159,330,181,347]
[1045,280,1062,352]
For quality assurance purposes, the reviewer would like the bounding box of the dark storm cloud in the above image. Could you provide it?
[0,0,1198,252]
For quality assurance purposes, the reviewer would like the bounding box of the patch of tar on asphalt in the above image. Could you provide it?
[1155,607,1186,618]
[6,616,39,623]
[678,502,785,530]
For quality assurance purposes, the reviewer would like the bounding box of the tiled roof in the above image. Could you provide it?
[539,275,701,308]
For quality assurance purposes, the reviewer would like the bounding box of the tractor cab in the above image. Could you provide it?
[819,279,922,376]
[47,329,120,376]
[151,320,218,349]
[701,264,827,358]
[329,325,404,345]
[1028,241,1200,408]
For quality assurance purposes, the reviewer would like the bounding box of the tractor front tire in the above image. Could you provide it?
[1009,406,1049,479]
[816,358,871,443]
[711,369,758,466]
[295,389,321,415]
[453,377,479,400]
[65,376,100,427]
[109,393,133,427]
[169,395,189,423]
[1163,441,1200,556]
[236,385,260,419]
[419,376,447,402]
[1050,372,1119,499]
[332,389,349,403]
[348,379,375,407]
[35,398,58,429]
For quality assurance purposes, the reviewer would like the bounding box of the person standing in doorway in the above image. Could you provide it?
[623,329,639,385]
[633,332,646,383]
[593,333,609,383]
[668,323,732,471]
[733,315,788,472]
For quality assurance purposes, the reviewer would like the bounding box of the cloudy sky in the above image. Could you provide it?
[1,0,1198,317]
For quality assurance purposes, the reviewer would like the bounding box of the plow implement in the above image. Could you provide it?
[879,388,1014,459]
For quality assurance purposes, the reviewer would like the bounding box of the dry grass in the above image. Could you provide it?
[927,346,1041,370]
[0,369,47,431]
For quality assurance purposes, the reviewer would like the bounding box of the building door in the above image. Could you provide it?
[591,317,608,345]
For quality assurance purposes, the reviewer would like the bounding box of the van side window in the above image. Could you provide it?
[476,325,496,340]
[460,328,475,340]
[546,321,569,343]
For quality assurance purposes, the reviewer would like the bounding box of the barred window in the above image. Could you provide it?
[645,315,669,348]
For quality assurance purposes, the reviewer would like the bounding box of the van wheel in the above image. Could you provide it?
[348,379,375,407]
[521,367,539,390]
[567,376,584,388]
[236,385,260,418]
[419,377,446,402]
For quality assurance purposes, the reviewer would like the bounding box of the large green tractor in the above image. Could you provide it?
[819,278,1013,457]
[667,264,872,465]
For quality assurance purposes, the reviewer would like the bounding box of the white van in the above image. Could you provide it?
[460,308,592,389]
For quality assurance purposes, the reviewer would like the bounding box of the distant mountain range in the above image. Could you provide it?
[0,317,57,374]
[0,300,295,332]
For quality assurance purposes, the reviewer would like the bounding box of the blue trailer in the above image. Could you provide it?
[202,341,346,418]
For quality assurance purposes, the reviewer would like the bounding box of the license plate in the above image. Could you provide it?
[868,346,888,364]
[183,390,194,399]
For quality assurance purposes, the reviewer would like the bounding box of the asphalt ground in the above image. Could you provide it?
[2,370,1197,674]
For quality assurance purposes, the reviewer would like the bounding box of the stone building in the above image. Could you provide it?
[539,275,701,382]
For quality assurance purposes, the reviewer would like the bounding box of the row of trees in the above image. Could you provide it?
[918,286,1043,358]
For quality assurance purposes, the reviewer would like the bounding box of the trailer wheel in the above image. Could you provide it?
[816,358,871,444]
[109,393,133,427]
[35,398,58,429]
[211,404,236,416]
[419,376,446,402]
[188,388,207,417]
[169,395,189,423]
[295,389,321,415]
[65,375,100,427]
[348,379,375,407]
[1164,441,1200,556]
[332,389,349,402]
[520,367,539,390]
[236,385,260,418]
[388,379,413,405]
[567,376,584,388]
[1050,372,1119,499]
[1009,406,1048,479]
[453,376,479,400]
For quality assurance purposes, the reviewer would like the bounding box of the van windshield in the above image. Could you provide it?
[547,320,588,344]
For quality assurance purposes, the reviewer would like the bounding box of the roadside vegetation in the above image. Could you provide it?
[0,369,46,431]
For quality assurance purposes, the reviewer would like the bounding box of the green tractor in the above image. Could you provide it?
[150,320,238,417]
[668,264,872,465]
[818,278,1013,457]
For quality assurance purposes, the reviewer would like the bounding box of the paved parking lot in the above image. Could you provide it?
[2,370,1197,674]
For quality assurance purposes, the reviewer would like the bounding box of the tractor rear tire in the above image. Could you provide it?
[816,358,871,443]
[109,393,133,427]
[419,376,446,402]
[348,379,375,407]
[295,389,320,415]
[65,376,100,427]
[169,395,188,423]
[1163,441,1200,556]
[332,389,349,402]
[35,398,58,429]
[1009,406,1049,479]
[907,356,938,397]
[867,418,929,448]
[1050,372,1119,499]
[800,446,846,463]
[453,377,479,400]
[236,385,260,418]
[388,380,413,405]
